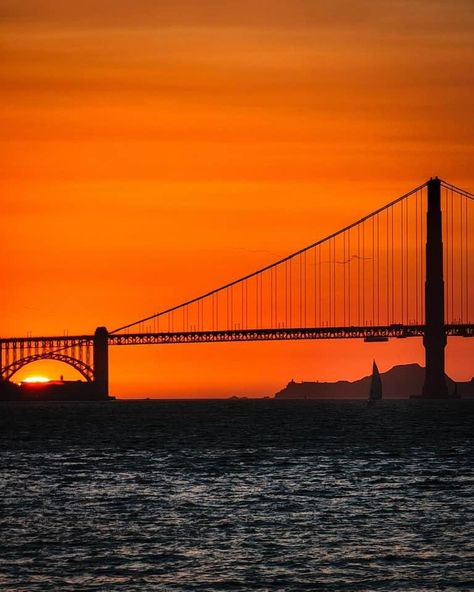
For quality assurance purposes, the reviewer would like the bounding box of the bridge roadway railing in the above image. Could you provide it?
[1,324,473,350]
[108,324,474,346]
[0,335,94,348]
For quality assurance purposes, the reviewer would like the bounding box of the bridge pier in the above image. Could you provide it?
[93,326,109,398]
[422,178,448,398]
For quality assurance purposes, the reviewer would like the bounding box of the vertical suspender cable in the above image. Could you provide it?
[377,214,380,324]
[333,239,336,326]
[451,191,455,323]
[415,190,418,324]
[460,194,464,323]
[314,247,317,326]
[304,250,307,327]
[386,209,389,324]
[467,197,470,322]
[299,255,303,327]
[358,225,361,325]
[391,206,395,323]
[319,247,322,326]
[405,197,409,323]
[289,259,292,327]
[400,201,404,324]
[275,263,278,327]
[372,216,375,325]
[362,221,365,325]
[347,231,350,326]
[343,232,346,326]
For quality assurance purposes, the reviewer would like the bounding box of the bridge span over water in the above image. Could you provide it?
[1,178,473,397]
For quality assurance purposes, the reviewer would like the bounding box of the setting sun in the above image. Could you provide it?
[21,376,50,384]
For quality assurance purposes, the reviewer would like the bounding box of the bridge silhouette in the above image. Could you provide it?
[1,177,473,398]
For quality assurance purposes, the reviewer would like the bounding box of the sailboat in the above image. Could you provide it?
[367,360,382,405]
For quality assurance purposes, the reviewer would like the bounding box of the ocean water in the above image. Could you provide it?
[1,400,473,592]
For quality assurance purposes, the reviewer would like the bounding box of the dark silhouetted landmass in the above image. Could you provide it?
[274,364,474,399]
[0,380,115,401]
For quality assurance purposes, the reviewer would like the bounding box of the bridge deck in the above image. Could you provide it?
[1,325,473,347]
[108,325,474,345]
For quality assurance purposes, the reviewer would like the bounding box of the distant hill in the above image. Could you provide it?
[274,364,474,399]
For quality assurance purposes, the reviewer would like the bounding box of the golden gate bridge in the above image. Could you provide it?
[1,178,473,398]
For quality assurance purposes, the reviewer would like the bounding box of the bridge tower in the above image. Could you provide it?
[422,178,448,398]
[93,326,109,398]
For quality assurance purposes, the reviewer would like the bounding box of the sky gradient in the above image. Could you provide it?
[2,0,473,396]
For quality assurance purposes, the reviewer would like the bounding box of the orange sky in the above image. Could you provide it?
[1,0,473,396]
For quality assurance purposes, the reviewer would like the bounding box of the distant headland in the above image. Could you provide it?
[274,364,474,399]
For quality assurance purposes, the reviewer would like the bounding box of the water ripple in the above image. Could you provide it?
[1,400,473,591]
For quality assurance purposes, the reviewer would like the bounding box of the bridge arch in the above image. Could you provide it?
[2,353,94,382]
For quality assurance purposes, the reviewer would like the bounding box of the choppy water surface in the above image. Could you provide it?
[1,400,474,591]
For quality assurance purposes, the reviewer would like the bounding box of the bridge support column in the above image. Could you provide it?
[422,178,448,398]
[93,327,109,398]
